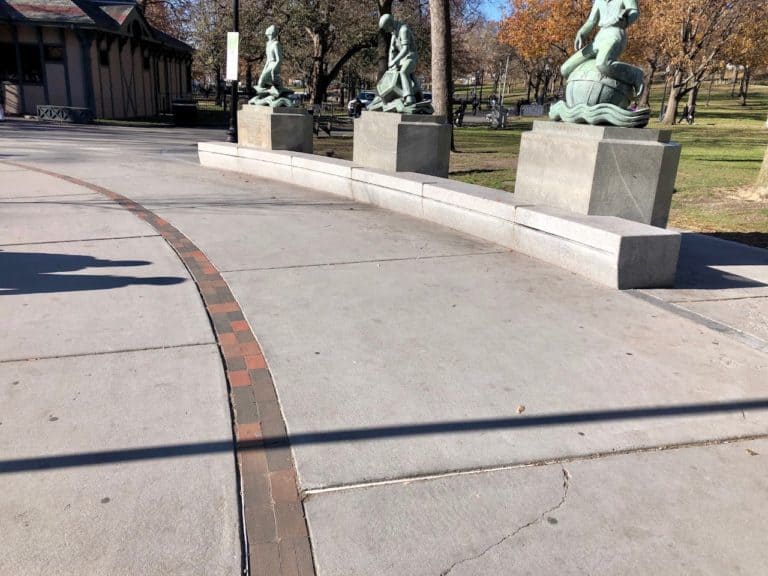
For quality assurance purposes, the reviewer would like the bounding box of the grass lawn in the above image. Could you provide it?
[314,84,768,246]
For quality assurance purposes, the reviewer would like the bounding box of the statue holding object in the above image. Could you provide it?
[368,15,433,114]
[550,0,650,128]
[248,25,295,108]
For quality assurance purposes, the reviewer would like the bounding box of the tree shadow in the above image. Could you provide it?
[0,251,185,295]
[673,232,768,290]
[704,232,768,250]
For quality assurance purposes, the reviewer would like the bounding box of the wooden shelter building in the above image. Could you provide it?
[0,0,193,119]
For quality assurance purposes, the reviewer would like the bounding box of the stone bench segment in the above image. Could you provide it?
[197,142,680,289]
[514,206,681,289]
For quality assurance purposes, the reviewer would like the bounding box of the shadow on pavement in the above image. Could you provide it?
[674,233,768,290]
[0,251,185,295]
[1,398,767,474]
[704,232,768,250]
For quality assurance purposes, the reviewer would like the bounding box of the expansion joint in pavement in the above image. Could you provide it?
[303,431,768,497]
[3,161,316,576]
[0,233,160,248]
[0,341,213,364]
[630,289,768,354]
[670,295,768,304]
[220,250,509,274]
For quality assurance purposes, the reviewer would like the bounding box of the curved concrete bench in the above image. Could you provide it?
[198,142,680,289]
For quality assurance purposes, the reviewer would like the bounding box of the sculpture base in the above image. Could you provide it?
[514,121,681,227]
[238,105,312,153]
[247,86,294,108]
[352,111,450,177]
[549,101,650,128]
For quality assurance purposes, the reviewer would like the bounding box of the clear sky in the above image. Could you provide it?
[479,0,505,21]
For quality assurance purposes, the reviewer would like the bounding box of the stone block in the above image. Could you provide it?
[423,180,520,222]
[350,167,439,196]
[290,154,353,197]
[350,181,424,218]
[513,205,681,289]
[352,112,451,177]
[514,121,681,227]
[198,142,240,172]
[421,197,516,248]
[238,106,313,153]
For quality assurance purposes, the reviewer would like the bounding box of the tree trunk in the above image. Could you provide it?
[661,72,683,125]
[245,63,253,95]
[377,0,393,79]
[687,84,698,109]
[215,65,222,106]
[309,29,328,105]
[429,0,450,118]
[739,66,751,106]
[526,72,533,101]
[533,72,542,103]
[638,61,656,109]
[757,145,768,200]
[730,68,739,97]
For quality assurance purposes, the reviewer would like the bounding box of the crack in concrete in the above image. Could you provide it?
[438,467,571,576]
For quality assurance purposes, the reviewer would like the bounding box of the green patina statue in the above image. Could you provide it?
[249,25,295,108]
[550,0,650,128]
[368,14,433,114]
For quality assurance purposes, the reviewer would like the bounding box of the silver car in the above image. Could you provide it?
[347,91,377,115]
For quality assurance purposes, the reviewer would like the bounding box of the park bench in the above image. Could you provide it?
[36,105,93,124]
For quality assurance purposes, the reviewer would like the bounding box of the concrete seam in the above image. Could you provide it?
[666,295,768,304]
[0,341,215,364]
[0,192,99,200]
[302,432,768,496]
[513,221,616,256]
[219,250,508,274]
[0,234,160,247]
[630,289,768,353]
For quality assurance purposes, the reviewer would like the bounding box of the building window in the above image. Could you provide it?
[44,45,64,62]
[19,44,42,84]
[0,43,17,82]
[99,49,110,67]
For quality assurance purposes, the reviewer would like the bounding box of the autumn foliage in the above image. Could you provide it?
[500,0,768,121]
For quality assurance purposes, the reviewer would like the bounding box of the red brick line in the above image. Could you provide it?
[4,161,316,576]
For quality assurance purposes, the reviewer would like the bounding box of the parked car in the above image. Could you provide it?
[347,91,376,115]
[288,93,307,106]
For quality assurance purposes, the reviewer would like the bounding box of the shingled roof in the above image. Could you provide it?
[0,0,192,51]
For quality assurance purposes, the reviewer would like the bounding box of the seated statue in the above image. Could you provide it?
[249,25,294,108]
[550,0,650,128]
[368,14,433,114]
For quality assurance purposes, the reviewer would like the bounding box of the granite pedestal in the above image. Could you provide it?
[353,111,451,177]
[238,105,313,153]
[514,121,681,227]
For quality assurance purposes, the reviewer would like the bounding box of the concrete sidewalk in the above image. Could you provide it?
[2,121,767,575]
[0,163,241,574]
